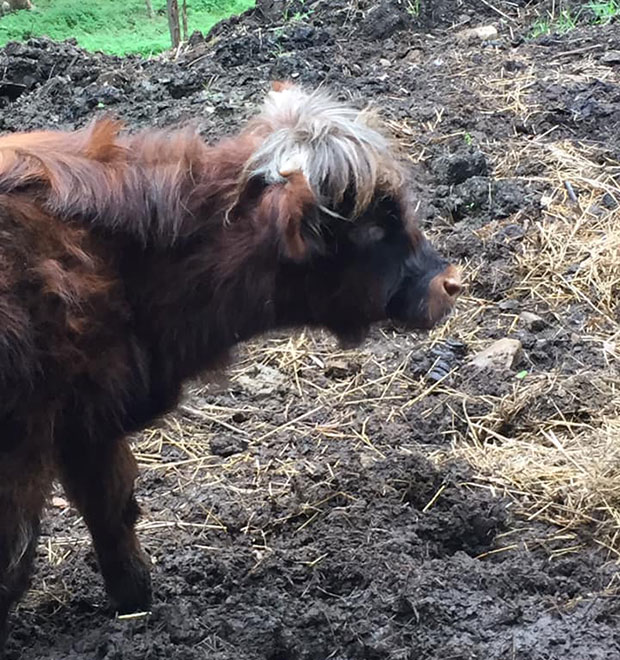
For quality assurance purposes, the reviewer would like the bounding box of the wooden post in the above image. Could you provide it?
[167,0,181,49]
[182,0,188,42]
[144,0,154,19]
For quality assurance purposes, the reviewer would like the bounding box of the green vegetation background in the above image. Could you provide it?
[0,0,254,55]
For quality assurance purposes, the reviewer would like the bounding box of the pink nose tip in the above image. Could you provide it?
[427,265,462,327]
[442,276,462,298]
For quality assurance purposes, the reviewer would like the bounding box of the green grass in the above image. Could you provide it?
[587,0,620,24]
[529,8,577,37]
[0,0,255,56]
[529,1,618,38]
[405,0,420,17]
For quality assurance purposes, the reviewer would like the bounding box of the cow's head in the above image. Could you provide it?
[227,82,461,345]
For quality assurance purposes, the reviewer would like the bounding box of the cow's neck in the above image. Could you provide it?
[121,217,283,384]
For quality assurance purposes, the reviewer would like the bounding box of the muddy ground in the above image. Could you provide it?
[1,0,620,658]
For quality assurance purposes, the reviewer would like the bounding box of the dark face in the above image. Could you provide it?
[275,193,462,346]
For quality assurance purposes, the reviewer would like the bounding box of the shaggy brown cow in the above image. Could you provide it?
[0,81,461,648]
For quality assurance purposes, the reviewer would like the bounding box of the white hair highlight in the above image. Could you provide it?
[240,84,405,219]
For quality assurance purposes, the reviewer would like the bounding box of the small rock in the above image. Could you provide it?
[236,364,288,397]
[602,192,618,209]
[379,58,391,67]
[519,311,545,331]
[470,338,522,370]
[210,435,249,457]
[360,453,379,469]
[601,51,620,66]
[456,25,498,44]
[496,223,526,240]
[498,299,519,311]
[325,358,360,380]
[403,48,423,63]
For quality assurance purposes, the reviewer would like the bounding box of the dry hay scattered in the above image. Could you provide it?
[444,46,620,559]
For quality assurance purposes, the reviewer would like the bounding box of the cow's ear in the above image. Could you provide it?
[257,170,318,262]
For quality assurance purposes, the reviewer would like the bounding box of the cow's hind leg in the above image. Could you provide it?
[56,437,152,614]
[0,444,51,653]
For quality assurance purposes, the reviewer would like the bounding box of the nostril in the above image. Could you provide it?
[443,277,462,298]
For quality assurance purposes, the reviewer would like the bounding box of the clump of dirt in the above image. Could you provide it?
[1,0,619,659]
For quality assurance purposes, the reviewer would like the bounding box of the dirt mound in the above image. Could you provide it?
[1,1,619,659]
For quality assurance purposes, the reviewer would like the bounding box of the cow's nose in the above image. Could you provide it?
[438,266,462,299]
[426,264,462,328]
[442,276,462,298]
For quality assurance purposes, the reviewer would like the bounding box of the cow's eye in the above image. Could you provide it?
[365,226,385,242]
[350,224,385,246]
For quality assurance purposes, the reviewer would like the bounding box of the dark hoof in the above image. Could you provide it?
[102,555,153,614]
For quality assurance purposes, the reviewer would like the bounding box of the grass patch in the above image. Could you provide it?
[529,8,578,38]
[0,0,255,56]
[588,0,620,24]
[529,1,619,38]
[406,0,421,18]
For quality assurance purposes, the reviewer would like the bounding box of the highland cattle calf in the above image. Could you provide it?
[0,82,461,648]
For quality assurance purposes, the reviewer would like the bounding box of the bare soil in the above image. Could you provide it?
[1,1,619,658]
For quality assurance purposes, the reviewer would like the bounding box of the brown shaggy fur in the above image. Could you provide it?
[0,83,460,648]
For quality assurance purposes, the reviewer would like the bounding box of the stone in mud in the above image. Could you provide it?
[520,311,545,331]
[470,338,522,370]
[210,435,249,457]
[456,25,498,44]
[324,358,360,380]
[601,51,620,66]
[236,364,288,397]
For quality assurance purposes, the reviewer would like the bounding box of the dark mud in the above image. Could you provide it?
[1,0,619,658]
